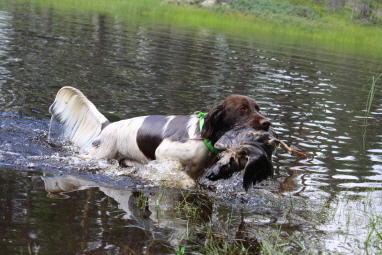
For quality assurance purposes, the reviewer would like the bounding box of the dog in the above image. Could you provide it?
[48,86,271,184]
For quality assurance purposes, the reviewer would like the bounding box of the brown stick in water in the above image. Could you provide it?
[190,137,307,157]
[276,139,307,158]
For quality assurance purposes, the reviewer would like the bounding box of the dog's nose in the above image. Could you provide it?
[260,118,271,131]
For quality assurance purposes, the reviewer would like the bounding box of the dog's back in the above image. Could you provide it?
[48,87,214,179]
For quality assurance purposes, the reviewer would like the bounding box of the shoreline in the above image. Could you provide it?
[10,0,382,54]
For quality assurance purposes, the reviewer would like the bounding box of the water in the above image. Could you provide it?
[0,1,381,254]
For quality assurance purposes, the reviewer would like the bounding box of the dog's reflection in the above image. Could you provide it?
[42,174,213,249]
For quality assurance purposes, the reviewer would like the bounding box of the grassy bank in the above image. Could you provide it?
[27,0,382,52]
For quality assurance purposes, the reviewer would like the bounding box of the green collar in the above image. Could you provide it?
[198,112,221,154]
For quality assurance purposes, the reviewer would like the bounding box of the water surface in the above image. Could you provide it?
[0,1,381,254]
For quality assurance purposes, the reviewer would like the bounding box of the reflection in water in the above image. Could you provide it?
[45,175,180,254]
[319,190,382,253]
[41,173,252,253]
[0,11,13,110]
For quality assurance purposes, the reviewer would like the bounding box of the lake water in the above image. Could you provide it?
[0,1,381,254]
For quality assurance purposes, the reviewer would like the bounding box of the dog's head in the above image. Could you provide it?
[201,95,271,143]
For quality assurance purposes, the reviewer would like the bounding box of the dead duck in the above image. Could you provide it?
[206,127,306,191]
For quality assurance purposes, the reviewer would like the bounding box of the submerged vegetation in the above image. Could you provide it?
[129,188,382,254]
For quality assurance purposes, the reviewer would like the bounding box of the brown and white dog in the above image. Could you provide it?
[49,86,271,185]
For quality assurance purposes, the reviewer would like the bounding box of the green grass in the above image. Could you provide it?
[105,187,382,254]
[362,72,382,148]
[169,191,258,254]
[17,0,382,55]
[365,73,382,117]
[256,226,309,254]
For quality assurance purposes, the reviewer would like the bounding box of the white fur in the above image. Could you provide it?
[89,115,212,178]
[49,86,108,152]
[88,117,149,163]
[155,140,210,178]
[49,87,217,182]
[155,116,211,178]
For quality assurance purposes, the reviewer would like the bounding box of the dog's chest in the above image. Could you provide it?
[155,139,215,177]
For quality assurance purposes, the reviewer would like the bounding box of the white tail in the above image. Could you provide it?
[49,86,109,153]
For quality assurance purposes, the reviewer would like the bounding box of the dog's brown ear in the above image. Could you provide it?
[201,103,224,139]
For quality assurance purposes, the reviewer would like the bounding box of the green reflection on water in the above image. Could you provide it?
[5,0,382,58]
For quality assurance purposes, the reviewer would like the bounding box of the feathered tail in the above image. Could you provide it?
[48,86,109,153]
